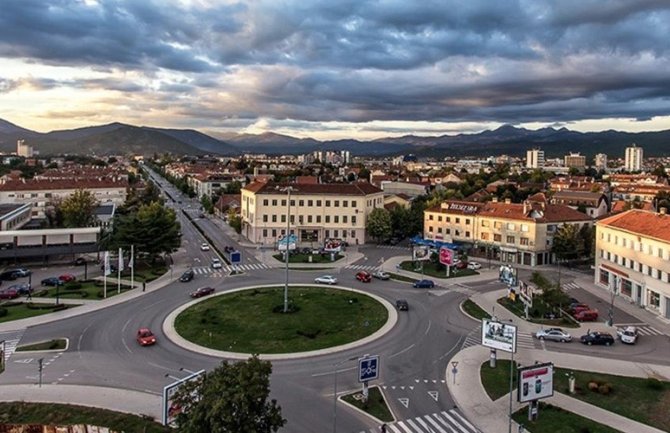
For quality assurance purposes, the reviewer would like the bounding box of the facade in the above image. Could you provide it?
[423,197,591,266]
[240,181,384,246]
[0,203,32,231]
[17,139,34,157]
[624,144,643,172]
[595,209,670,318]
[526,149,545,169]
[564,152,586,170]
[0,226,101,260]
[380,181,430,198]
[594,153,608,171]
[551,191,609,218]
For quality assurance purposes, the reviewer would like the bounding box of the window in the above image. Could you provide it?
[352,201,357,208]
[466,219,471,225]
[343,201,348,207]
[465,231,471,237]
[262,215,268,222]
[317,200,322,206]
[325,216,330,223]
[334,216,339,223]
[299,200,304,206]
[658,248,664,258]
[482,220,490,227]
[428,226,433,232]
[308,200,313,206]
[272,199,278,206]
[455,217,460,224]
[446,229,451,235]
[481,233,489,240]
[298,216,303,224]
[272,229,277,237]
[520,237,529,245]
[334,230,339,237]
[272,215,277,222]
[290,215,295,224]
[599,269,609,284]
[281,199,286,206]
[352,216,357,225]
[506,236,515,244]
[262,229,268,237]
[455,230,461,236]
[325,230,330,238]
[281,215,286,223]
[429,215,434,220]
[494,221,502,229]
[447,217,451,223]
[343,216,348,223]
[438,216,443,222]
[290,200,295,206]
[317,216,322,223]
[334,200,340,207]
[437,227,442,234]
[507,223,516,230]
[308,215,313,223]
[326,200,331,207]
[351,230,355,237]
[263,199,268,206]
[494,234,502,242]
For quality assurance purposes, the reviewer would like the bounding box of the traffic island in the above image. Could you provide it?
[398,261,478,278]
[0,302,76,324]
[16,338,67,352]
[340,386,394,423]
[272,252,344,264]
[173,286,388,354]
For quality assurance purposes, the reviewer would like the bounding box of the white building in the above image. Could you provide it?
[17,139,33,157]
[624,144,643,172]
[526,149,545,169]
[594,153,608,171]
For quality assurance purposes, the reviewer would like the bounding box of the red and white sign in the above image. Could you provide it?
[439,247,453,265]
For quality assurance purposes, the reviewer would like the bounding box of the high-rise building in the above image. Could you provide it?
[17,139,33,157]
[526,148,545,169]
[564,152,586,170]
[594,153,608,171]
[624,144,643,172]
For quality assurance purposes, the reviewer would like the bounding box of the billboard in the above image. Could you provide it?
[481,319,517,353]
[518,281,534,307]
[162,369,205,426]
[277,234,297,251]
[517,363,554,403]
[413,245,431,261]
[439,247,454,266]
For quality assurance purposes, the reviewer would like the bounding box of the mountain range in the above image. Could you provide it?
[1,118,669,159]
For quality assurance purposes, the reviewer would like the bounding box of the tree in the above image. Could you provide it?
[551,224,583,262]
[60,189,98,227]
[579,224,595,258]
[224,181,243,194]
[108,202,181,258]
[366,208,392,243]
[201,194,214,214]
[389,205,411,239]
[655,190,670,210]
[172,356,286,433]
[228,209,242,234]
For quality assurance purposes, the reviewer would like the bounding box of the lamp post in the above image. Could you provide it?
[607,276,620,327]
[278,186,296,313]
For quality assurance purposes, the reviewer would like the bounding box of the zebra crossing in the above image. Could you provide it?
[562,282,580,291]
[1,329,25,362]
[461,325,536,350]
[345,264,381,271]
[191,263,272,275]
[615,323,664,336]
[356,409,480,433]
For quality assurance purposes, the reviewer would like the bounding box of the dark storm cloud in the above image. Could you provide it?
[2,0,670,128]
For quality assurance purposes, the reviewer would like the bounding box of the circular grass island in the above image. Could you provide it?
[174,286,389,354]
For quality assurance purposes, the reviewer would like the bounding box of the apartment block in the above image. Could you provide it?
[624,144,643,172]
[526,148,545,169]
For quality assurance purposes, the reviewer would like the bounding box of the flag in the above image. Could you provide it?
[104,251,111,276]
[128,245,134,269]
[118,247,124,272]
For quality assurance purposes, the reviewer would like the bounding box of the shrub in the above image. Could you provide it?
[80,291,89,298]
[0,307,7,317]
[297,328,321,339]
[646,378,665,390]
[598,384,612,395]
[587,381,599,391]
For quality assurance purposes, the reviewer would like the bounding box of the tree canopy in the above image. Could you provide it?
[366,208,392,242]
[60,189,98,228]
[172,356,286,433]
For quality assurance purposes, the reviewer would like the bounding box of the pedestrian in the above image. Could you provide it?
[381,424,387,433]
[142,281,146,292]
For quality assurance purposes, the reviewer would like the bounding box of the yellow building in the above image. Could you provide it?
[240,181,384,246]
[595,209,670,317]
[423,196,591,266]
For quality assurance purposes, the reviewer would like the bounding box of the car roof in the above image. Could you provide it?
[138,327,151,333]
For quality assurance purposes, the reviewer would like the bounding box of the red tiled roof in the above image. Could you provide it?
[0,178,128,191]
[295,176,318,184]
[242,181,382,196]
[426,199,590,223]
[598,209,670,243]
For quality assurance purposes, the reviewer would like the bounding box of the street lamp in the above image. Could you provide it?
[607,276,620,326]
[278,186,297,313]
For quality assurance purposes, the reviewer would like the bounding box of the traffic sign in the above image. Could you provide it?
[230,251,241,264]
[358,355,379,383]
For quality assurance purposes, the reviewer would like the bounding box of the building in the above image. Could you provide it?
[594,153,608,171]
[0,203,32,231]
[423,196,591,266]
[624,144,644,172]
[380,181,430,198]
[526,149,545,169]
[551,191,609,218]
[240,181,384,246]
[564,152,586,170]
[595,209,670,318]
[16,139,34,158]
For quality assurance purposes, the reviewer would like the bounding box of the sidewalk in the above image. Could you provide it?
[448,345,669,433]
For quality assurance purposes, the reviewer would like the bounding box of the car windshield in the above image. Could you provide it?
[139,330,152,337]
[623,330,636,336]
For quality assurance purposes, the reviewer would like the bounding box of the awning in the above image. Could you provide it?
[601,263,629,278]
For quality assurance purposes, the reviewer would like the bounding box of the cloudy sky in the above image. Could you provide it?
[1,0,670,140]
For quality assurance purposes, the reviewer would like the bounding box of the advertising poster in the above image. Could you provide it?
[481,319,517,353]
[517,363,554,403]
[439,247,453,266]
[413,245,431,261]
[162,370,205,426]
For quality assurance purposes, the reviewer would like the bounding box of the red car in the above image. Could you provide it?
[190,287,215,298]
[58,274,77,283]
[573,310,599,322]
[355,271,372,283]
[136,328,157,346]
[455,261,468,269]
[0,288,19,300]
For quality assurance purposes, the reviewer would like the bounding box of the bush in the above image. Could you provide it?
[588,381,599,391]
[80,291,89,298]
[65,282,82,290]
[297,328,321,339]
[598,384,612,395]
[0,307,7,317]
[646,378,665,390]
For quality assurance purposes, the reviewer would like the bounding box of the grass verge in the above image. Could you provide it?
[512,402,622,433]
[341,386,394,422]
[0,303,75,324]
[399,261,478,278]
[497,297,579,328]
[480,360,518,401]
[17,339,67,352]
[387,273,417,283]
[272,253,344,263]
[0,402,170,433]
[462,299,491,321]
[174,286,388,353]
[36,281,134,300]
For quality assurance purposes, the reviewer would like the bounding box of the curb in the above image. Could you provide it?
[338,385,396,425]
[14,337,70,354]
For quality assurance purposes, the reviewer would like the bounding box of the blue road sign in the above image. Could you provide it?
[358,355,380,383]
[230,251,241,264]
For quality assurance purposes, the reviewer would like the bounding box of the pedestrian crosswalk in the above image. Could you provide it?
[615,323,664,336]
[345,264,382,271]
[461,325,536,350]
[191,263,272,275]
[562,282,580,291]
[356,409,480,433]
[1,329,25,362]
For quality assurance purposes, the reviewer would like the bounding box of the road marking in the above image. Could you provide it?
[389,343,415,359]
[428,391,439,401]
[398,397,409,408]
[14,358,33,364]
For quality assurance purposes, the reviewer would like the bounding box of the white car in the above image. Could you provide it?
[314,275,338,285]
[200,243,210,251]
[211,258,223,269]
[617,326,638,344]
[467,262,482,270]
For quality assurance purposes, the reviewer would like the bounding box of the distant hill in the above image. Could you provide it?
[146,127,238,155]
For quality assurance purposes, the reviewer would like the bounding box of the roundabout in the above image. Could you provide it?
[165,284,398,359]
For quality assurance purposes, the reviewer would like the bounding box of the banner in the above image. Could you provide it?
[481,318,517,353]
[439,247,454,266]
[104,251,111,276]
[518,363,554,403]
[118,247,124,272]
[128,246,134,269]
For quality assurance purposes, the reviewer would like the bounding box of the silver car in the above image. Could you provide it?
[314,275,338,285]
[535,327,572,343]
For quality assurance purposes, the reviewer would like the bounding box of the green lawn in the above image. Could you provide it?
[341,386,394,422]
[480,360,518,401]
[553,368,670,431]
[36,280,134,300]
[174,286,388,353]
[387,272,418,283]
[462,299,491,321]
[0,302,75,324]
[497,297,579,328]
[17,339,67,352]
[512,403,622,433]
[399,261,478,278]
[0,402,170,433]
[272,252,344,263]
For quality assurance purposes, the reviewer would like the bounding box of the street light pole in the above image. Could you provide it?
[608,276,619,327]
[279,186,296,313]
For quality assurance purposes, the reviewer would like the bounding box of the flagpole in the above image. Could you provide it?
[103,251,108,299]
[117,247,122,294]
[130,245,135,291]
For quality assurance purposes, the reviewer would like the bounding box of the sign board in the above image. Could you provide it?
[517,363,554,403]
[481,319,517,353]
[277,234,297,251]
[518,281,533,307]
[162,370,206,426]
[439,247,454,266]
[230,251,241,264]
[358,355,380,383]
[413,245,431,261]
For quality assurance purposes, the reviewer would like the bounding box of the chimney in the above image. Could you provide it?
[505,198,511,204]
[492,197,498,203]
[661,208,667,215]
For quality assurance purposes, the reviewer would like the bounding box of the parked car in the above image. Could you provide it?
[179,269,195,282]
[190,287,215,298]
[0,270,19,281]
[42,277,64,287]
[372,270,390,280]
[396,299,409,311]
[11,268,31,277]
[617,326,639,344]
[455,261,468,270]
[0,288,19,299]
[58,274,77,283]
[569,303,591,314]
[413,279,435,289]
[535,328,572,343]
[73,257,87,266]
[573,309,599,322]
[355,271,372,283]
[315,275,338,285]
[467,262,482,270]
[211,258,223,269]
[8,283,32,295]
[200,243,210,251]
[580,331,615,346]
[136,328,157,346]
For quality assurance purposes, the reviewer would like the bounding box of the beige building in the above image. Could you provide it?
[564,152,586,170]
[240,181,384,246]
[595,209,670,318]
[526,148,545,169]
[624,144,643,172]
[423,196,591,266]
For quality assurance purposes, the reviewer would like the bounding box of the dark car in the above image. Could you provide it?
[179,269,195,282]
[396,299,409,311]
[73,257,87,266]
[42,277,64,287]
[8,283,32,295]
[190,287,215,298]
[413,279,435,289]
[355,271,372,283]
[580,332,615,346]
[0,270,19,281]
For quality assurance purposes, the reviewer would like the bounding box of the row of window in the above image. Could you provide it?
[261,228,357,239]
[426,214,531,232]
[600,249,670,283]
[262,198,359,208]
[262,214,358,225]
[600,232,668,260]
